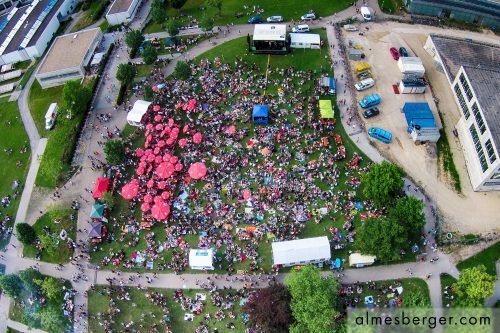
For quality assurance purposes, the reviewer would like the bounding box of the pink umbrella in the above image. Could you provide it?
[136,167,145,175]
[175,102,183,109]
[183,125,190,133]
[152,86,158,92]
[193,133,202,144]
[168,119,174,127]
[188,162,207,180]
[166,163,175,175]
[175,163,183,171]
[155,155,163,164]
[178,138,187,147]
[161,191,170,200]
[158,180,167,189]
[156,163,170,178]
[154,115,163,122]
[139,161,147,169]
[153,147,160,155]
[229,125,236,134]
[157,140,166,148]
[243,189,251,200]
[143,194,153,203]
[153,105,161,111]
[155,124,163,131]
[131,178,139,185]
[146,124,153,131]
[121,183,139,200]
[172,127,179,134]
[147,180,155,188]
[147,154,155,162]
[145,149,153,156]
[151,201,170,220]
[170,156,179,164]
[163,154,171,162]
[154,196,163,203]
[135,148,145,157]
[141,202,151,212]
[166,138,174,145]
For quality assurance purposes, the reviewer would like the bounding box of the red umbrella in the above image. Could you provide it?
[175,163,183,171]
[141,202,151,212]
[153,105,161,111]
[188,162,207,180]
[161,191,170,200]
[147,180,155,188]
[155,124,163,131]
[136,167,145,175]
[178,138,187,147]
[92,178,109,199]
[143,194,153,203]
[121,183,139,200]
[135,148,145,157]
[158,180,167,189]
[151,201,170,220]
[170,156,179,164]
[154,115,163,122]
[193,133,203,144]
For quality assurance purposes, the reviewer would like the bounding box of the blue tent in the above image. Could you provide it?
[252,105,269,124]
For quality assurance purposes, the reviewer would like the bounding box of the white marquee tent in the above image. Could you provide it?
[189,249,215,270]
[290,33,321,49]
[127,100,151,126]
[272,236,331,267]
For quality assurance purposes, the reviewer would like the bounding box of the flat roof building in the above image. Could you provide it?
[105,0,141,25]
[35,28,102,88]
[0,0,76,66]
[425,34,500,191]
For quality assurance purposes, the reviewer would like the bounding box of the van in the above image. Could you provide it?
[292,24,310,33]
[45,103,58,130]
[355,78,375,91]
[360,7,373,21]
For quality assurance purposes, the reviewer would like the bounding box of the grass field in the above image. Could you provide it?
[143,0,352,33]
[457,241,500,276]
[440,273,458,308]
[88,286,247,333]
[23,208,76,263]
[0,98,30,249]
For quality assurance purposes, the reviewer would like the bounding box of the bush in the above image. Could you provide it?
[174,61,191,80]
[116,84,127,106]
[166,19,181,36]
[171,0,187,9]
[16,223,36,245]
[144,85,153,101]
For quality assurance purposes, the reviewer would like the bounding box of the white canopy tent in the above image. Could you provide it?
[127,100,151,126]
[189,249,215,270]
[91,52,105,66]
[272,236,331,267]
[290,33,321,49]
[349,253,376,267]
[253,24,286,41]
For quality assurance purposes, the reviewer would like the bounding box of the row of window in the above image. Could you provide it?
[472,103,486,134]
[469,125,488,172]
[454,83,470,119]
[459,73,474,101]
[485,139,497,164]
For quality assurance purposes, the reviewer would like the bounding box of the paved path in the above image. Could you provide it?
[16,61,41,152]
[485,261,500,307]
[7,319,48,333]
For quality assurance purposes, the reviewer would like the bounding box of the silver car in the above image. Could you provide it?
[301,13,316,20]
[267,15,283,22]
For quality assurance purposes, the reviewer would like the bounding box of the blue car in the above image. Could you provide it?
[248,16,263,24]
[368,127,393,143]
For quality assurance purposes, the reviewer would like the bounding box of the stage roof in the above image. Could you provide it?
[253,24,286,41]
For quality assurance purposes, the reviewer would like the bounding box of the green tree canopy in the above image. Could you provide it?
[166,19,180,36]
[38,233,59,255]
[35,277,63,303]
[151,0,167,25]
[402,291,431,308]
[142,45,158,65]
[207,0,222,14]
[174,61,191,80]
[389,196,426,242]
[171,0,186,9]
[286,265,340,333]
[101,191,115,210]
[356,217,407,263]
[116,63,137,86]
[62,80,92,118]
[18,268,43,293]
[40,304,69,333]
[200,15,214,32]
[0,274,23,298]
[453,266,495,307]
[16,222,36,245]
[125,30,145,50]
[103,139,125,165]
[243,284,293,333]
[361,161,404,208]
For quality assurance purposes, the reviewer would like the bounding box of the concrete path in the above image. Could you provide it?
[16,61,41,152]
[7,319,48,333]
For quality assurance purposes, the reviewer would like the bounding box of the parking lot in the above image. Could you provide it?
[343,21,500,234]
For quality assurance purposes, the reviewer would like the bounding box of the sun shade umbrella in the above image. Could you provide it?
[193,133,203,144]
[141,202,151,212]
[88,222,102,238]
[90,204,105,219]
[92,178,109,199]
[151,201,170,220]
[188,162,207,180]
[121,182,139,200]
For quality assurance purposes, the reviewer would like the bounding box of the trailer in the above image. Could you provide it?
[399,79,426,94]
[403,102,440,144]
[397,57,425,77]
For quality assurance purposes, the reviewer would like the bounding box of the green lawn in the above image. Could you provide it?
[71,0,110,32]
[28,80,62,137]
[143,0,353,33]
[136,64,155,78]
[88,286,248,333]
[22,208,76,263]
[0,98,31,249]
[457,241,500,276]
[440,273,458,308]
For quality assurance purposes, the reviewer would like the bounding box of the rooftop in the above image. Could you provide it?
[107,0,133,15]
[429,34,500,81]
[463,66,500,151]
[253,24,286,41]
[37,28,101,74]
[271,236,331,266]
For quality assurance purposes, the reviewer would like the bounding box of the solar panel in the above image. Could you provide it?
[20,0,59,49]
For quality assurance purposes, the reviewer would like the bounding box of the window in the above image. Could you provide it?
[484,181,500,186]
[469,125,488,172]
[485,140,497,164]
[454,83,469,119]
[471,103,486,134]
[460,73,473,101]
[491,172,500,180]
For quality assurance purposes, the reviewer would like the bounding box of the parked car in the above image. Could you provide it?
[267,15,283,22]
[301,13,316,20]
[248,16,263,24]
[355,78,375,91]
[363,107,380,119]
[292,24,310,33]
[399,47,409,57]
[368,127,393,143]
[357,71,372,80]
[390,47,399,60]
[359,93,381,108]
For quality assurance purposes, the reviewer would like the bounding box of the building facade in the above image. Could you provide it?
[105,0,141,25]
[405,0,500,29]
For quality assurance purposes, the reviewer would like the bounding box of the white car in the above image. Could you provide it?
[292,24,310,33]
[301,13,316,20]
[267,15,283,23]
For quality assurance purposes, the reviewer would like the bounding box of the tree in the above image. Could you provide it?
[38,233,59,255]
[151,0,167,25]
[389,196,426,242]
[200,15,214,32]
[125,30,145,51]
[18,268,43,293]
[62,80,92,118]
[35,277,63,303]
[356,217,407,263]
[116,63,137,86]
[286,266,340,333]
[453,266,495,307]
[243,284,293,333]
[103,139,125,165]
[142,45,158,65]
[16,223,36,245]
[174,61,191,80]
[101,191,115,210]
[207,0,222,14]
[403,291,431,308]
[0,274,23,298]
[40,304,68,333]
[171,0,186,9]
[361,161,404,208]
[166,19,180,36]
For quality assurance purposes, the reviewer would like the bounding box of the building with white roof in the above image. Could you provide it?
[105,0,141,25]
[290,33,320,49]
[127,99,151,126]
[189,249,214,270]
[271,236,331,267]
[251,24,288,54]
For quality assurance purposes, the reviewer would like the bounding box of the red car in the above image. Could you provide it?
[390,47,399,60]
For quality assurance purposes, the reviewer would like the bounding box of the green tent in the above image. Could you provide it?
[319,100,334,119]
[90,204,105,219]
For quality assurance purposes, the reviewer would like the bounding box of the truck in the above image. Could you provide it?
[355,62,371,73]
[359,93,381,108]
